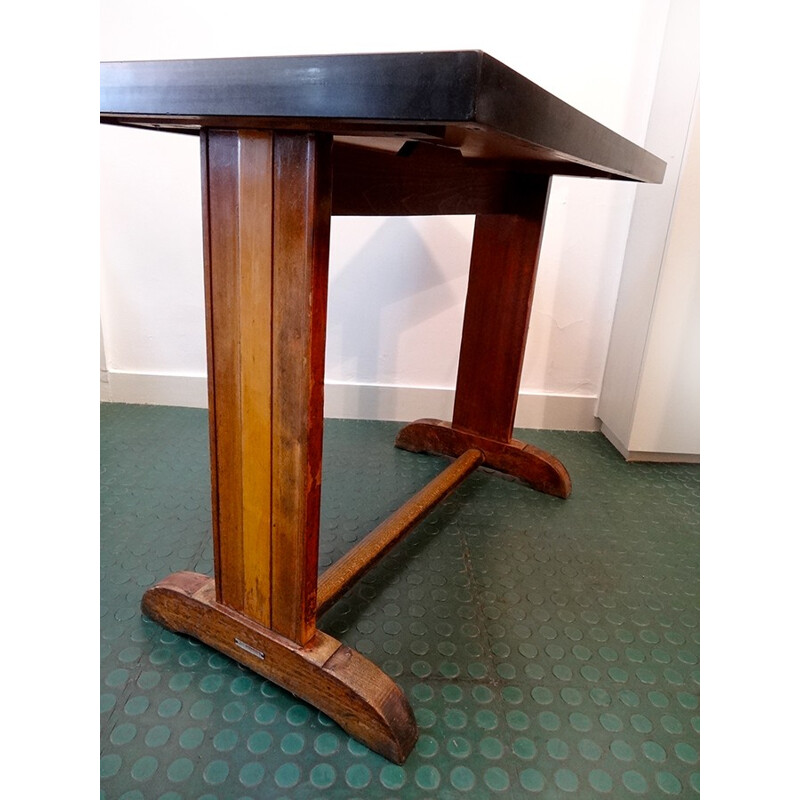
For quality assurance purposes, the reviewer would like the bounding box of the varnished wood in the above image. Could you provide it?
[142,572,417,764]
[453,194,549,442]
[396,419,571,499]
[238,133,274,622]
[202,129,251,614]
[173,128,420,761]
[204,130,278,621]
[202,130,331,644]
[269,133,332,644]
[317,449,484,617]
[331,141,546,216]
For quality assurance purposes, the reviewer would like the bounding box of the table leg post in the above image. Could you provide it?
[141,128,417,763]
[200,128,333,642]
[397,180,571,498]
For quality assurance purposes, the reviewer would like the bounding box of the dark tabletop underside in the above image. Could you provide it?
[100,51,665,183]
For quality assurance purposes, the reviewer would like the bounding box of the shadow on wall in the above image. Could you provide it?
[326,217,470,421]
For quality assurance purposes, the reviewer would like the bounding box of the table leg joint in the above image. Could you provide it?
[395,418,571,498]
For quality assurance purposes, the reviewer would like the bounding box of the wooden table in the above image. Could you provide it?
[100,51,665,763]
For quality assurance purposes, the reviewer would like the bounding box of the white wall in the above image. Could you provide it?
[628,96,699,456]
[100,0,675,430]
[597,0,700,459]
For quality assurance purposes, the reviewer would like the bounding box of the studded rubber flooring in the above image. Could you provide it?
[100,403,699,799]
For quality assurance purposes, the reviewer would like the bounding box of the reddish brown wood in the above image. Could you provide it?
[317,449,484,617]
[200,129,331,644]
[202,129,250,614]
[151,128,563,765]
[452,190,549,443]
[269,133,332,644]
[142,572,418,764]
[145,128,422,762]
[237,133,275,623]
[396,418,571,499]
[392,179,573,500]
[331,141,546,216]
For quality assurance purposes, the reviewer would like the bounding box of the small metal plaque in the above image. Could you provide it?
[234,638,265,660]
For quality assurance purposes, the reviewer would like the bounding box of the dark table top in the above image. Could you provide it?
[100,50,665,183]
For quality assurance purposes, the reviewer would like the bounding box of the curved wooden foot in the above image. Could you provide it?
[395,418,571,499]
[142,572,418,764]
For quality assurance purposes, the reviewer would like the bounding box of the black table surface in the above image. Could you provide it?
[100,50,665,183]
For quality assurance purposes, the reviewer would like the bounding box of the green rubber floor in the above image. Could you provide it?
[100,403,699,799]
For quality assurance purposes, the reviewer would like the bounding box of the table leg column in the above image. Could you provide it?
[200,129,330,644]
[141,129,417,763]
[397,180,571,498]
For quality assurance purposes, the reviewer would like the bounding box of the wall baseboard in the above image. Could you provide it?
[100,371,600,432]
[101,371,208,409]
[323,382,599,431]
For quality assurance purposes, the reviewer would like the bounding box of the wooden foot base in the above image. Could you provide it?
[395,418,572,499]
[142,572,418,764]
